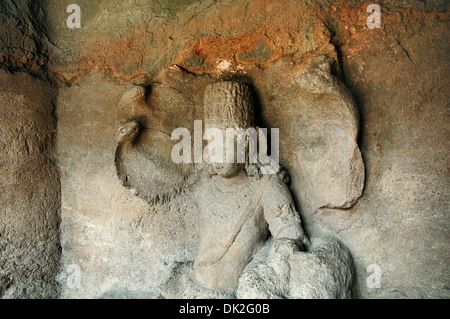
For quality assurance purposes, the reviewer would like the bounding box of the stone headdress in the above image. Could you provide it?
[203,81,255,129]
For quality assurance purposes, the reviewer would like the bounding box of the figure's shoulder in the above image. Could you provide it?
[259,174,291,197]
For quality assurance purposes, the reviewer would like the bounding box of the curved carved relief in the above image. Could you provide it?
[114,68,199,203]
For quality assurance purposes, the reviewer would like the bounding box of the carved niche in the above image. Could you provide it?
[114,54,365,298]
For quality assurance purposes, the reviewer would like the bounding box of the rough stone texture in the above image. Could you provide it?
[0,0,51,78]
[0,0,448,299]
[54,1,449,299]
[318,2,450,298]
[237,237,356,299]
[0,70,60,298]
[0,1,61,299]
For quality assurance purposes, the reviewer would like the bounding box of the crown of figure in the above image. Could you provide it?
[203,81,255,129]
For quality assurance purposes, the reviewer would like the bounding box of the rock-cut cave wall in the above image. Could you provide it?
[0,0,61,298]
[0,0,448,299]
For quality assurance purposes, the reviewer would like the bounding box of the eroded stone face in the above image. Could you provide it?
[295,123,364,210]
[261,59,366,213]
[292,101,364,210]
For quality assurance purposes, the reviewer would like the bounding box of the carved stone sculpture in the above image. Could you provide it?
[292,59,365,211]
[115,78,358,298]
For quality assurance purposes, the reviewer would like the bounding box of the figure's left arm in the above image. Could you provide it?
[262,175,310,250]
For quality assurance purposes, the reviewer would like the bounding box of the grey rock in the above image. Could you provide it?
[237,237,356,299]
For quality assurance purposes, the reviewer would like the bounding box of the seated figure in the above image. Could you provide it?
[156,81,355,298]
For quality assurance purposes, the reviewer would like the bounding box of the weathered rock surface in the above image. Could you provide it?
[52,1,449,299]
[237,237,356,299]
[1,0,448,299]
[0,70,60,298]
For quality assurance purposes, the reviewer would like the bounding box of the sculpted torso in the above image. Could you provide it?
[193,171,307,294]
